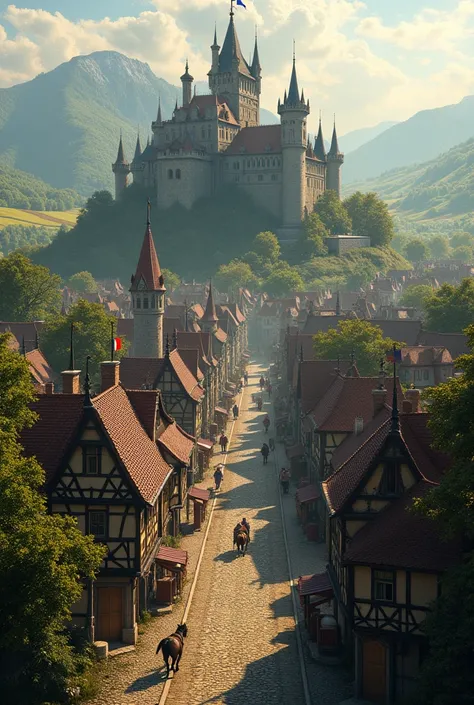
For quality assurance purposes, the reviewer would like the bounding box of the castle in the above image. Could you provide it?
[112,7,344,238]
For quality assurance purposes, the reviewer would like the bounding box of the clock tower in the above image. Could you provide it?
[130,203,166,358]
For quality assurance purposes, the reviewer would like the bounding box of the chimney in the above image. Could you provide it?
[402,399,412,414]
[45,382,54,395]
[405,388,421,413]
[354,416,364,435]
[372,388,387,417]
[101,361,120,392]
[61,370,81,394]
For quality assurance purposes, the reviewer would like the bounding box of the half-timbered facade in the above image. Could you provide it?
[322,409,457,704]
[20,364,194,647]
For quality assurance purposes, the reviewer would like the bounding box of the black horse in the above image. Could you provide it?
[156,623,188,678]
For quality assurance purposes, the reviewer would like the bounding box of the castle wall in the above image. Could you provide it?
[325,235,371,255]
[156,156,212,210]
[305,159,325,213]
[326,159,342,198]
[222,153,283,217]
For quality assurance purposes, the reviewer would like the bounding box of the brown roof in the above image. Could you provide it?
[225,125,282,155]
[202,282,218,323]
[164,317,184,338]
[330,406,391,472]
[130,222,165,292]
[286,332,315,382]
[417,331,469,360]
[169,349,204,401]
[0,321,43,352]
[187,94,239,126]
[26,348,55,387]
[344,482,460,571]
[302,314,422,345]
[126,389,159,440]
[178,347,204,381]
[401,345,452,365]
[298,360,346,413]
[214,327,227,343]
[120,351,204,401]
[157,421,194,464]
[302,314,341,335]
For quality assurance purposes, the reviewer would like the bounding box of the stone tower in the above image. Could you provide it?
[208,8,260,127]
[181,60,194,107]
[326,121,344,197]
[130,204,166,358]
[278,55,309,232]
[112,134,130,200]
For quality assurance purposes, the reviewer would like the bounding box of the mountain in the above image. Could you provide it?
[0,164,81,210]
[344,136,474,225]
[343,95,474,184]
[0,52,279,197]
[338,121,398,155]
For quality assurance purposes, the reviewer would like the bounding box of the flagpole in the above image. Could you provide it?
[111,321,115,362]
[230,0,234,17]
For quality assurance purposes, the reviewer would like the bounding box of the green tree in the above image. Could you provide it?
[214,260,258,295]
[399,284,433,311]
[0,252,61,321]
[314,190,352,235]
[414,326,474,704]
[252,231,280,264]
[0,334,105,704]
[68,271,98,293]
[290,213,328,263]
[263,265,304,297]
[452,245,473,263]
[404,238,430,263]
[429,235,450,260]
[313,319,404,376]
[41,300,129,387]
[344,191,394,246]
[162,268,181,292]
[450,231,473,249]
[424,279,474,333]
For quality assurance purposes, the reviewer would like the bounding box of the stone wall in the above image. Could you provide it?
[157,155,212,209]
[325,235,371,255]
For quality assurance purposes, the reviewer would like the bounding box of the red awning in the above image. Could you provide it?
[286,444,305,459]
[298,571,333,598]
[156,546,188,571]
[188,486,210,502]
[296,483,320,504]
[215,406,228,416]
[197,437,213,451]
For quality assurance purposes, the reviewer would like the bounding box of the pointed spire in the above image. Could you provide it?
[336,291,341,316]
[314,115,326,160]
[156,97,162,125]
[219,6,250,75]
[213,23,218,47]
[202,280,218,323]
[130,200,165,292]
[328,117,340,156]
[175,97,178,111]
[251,27,261,77]
[390,346,400,434]
[84,356,93,407]
[133,133,142,162]
[287,49,300,104]
[69,323,75,370]
[114,132,127,165]
[301,88,305,103]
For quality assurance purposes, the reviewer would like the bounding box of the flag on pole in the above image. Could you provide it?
[386,348,402,364]
[113,337,122,352]
[236,0,247,7]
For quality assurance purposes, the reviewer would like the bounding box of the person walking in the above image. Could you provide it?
[263,415,270,434]
[244,371,249,386]
[261,443,269,465]
[267,383,273,398]
[219,433,228,453]
[259,376,265,391]
[214,465,224,491]
[279,467,291,494]
[232,403,239,419]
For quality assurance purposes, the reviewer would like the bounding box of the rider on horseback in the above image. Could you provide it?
[233,517,251,544]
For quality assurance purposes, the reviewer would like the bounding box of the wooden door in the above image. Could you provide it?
[363,639,387,703]
[97,587,123,642]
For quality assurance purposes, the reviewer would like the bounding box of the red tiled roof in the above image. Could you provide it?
[169,349,204,401]
[158,421,194,464]
[178,347,203,381]
[126,389,159,440]
[26,348,55,387]
[120,357,164,389]
[226,125,282,155]
[296,484,320,504]
[130,223,165,292]
[187,94,239,126]
[401,346,452,365]
[344,482,460,571]
[330,406,391,472]
[298,571,333,598]
[156,545,188,568]
[298,360,344,413]
[214,327,227,343]
[188,486,210,502]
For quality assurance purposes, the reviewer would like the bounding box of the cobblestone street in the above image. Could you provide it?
[87,363,351,705]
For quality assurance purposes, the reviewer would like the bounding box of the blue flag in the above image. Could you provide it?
[236,0,247,7]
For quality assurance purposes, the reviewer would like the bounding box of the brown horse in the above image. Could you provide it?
[156,623,188,678]
[235,529,249,556]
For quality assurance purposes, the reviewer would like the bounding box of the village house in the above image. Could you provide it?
[398,346,454,387]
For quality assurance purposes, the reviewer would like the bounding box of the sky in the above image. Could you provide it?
[0,0,473,133]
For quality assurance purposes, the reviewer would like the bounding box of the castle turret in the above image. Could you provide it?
[156,98,163,126]
[112,134,130,200]
[130,134,145,184]
[314,116,326,161]
[209,25,220,75]
[250,29,262,97]
[181,60,194,107]
[278,52,310,232]
[326,120,344,198]
[130,202,166,358]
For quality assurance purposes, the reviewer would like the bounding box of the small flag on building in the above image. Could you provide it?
[113,337,122,352]
[236,0,247,7]
[386,348,402,364]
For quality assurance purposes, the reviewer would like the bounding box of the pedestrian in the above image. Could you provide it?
[232,403,239,419]
[214,465,224,491]
[244,371,249,386]
[279,467,291,494]
[219,433,228,453]
[269,437,275,451]
[259,376,265,391]
[257,397,263,411]
[263,415,270,434]
[267,383,272,398]
[261,443,269,465]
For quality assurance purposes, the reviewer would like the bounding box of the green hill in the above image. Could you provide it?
[0,164,81,210]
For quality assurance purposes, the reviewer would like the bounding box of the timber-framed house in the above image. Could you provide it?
[321,402,458,704]
[20,362,193,647]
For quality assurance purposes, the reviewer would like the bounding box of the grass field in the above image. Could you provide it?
[0,207,79,230]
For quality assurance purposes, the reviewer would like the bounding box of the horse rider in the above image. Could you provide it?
[261,442,269,464]
[263,415,270,433]
[279,467,291,494]
[232,403,239,419]
[214,465,224,490]
[234,517,251,544]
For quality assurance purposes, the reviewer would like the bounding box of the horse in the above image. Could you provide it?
[235,529,249,556]
[156,623,188,678]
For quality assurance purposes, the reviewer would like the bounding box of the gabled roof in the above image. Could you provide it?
[225,125,282,155]
[298,360,343,413]
[202,281,218,322]
[130,220,165,292]
[157,421,194,465]
[120,350,204,401]
[417,331,469,360]
[401,346,452,365]
[219,15,252,77]
[214,327,227,343]
[26,349,55,387]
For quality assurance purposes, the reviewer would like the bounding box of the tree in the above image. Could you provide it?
[0,252,61,321]
[0,334,105,704]
[344,191,394,246]
[450,231,473,249]
[429,235,450,260]
[68,271,98,294]
[314,190,352,235]
[404,238,430,263]
[41,300,129,387]
[399,284,433,311]
[413,326,474,704]
[424,278,474,333]
[263,265,304,297]
[313,319,404,376]
[252,231,280,264]
[214,260,258,295]
[162,268,180,292]
[290,213,328,263]
[452,245,473,263]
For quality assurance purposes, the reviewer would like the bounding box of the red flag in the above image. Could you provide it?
[113,337,122,352]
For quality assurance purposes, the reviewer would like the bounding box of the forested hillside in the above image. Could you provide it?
[0,165,81,210]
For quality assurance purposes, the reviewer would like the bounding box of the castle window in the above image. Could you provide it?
[168,169,173,179]
[143,297,149,309]
[201,129,205,139]
[271,174,277,181]
[272,159,276,167]
[83,446,101,475]
[176,169,181,179]
[151,294,156,308]
[136,296,141,309]
[89,511,107,539]
[258,174,263,182]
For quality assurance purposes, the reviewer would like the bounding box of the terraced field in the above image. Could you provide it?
[0,207,79,229]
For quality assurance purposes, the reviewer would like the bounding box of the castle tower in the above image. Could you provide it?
[130,134,144,184]
[326,120,344,198]
[200,281,218,334]
[250,30,262,100]
[181,60,194,107]
[278,53,310,232]
[112,134,130,200]
[208,8,260,126]
[130,202,166,358]
[314,117,326,162]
